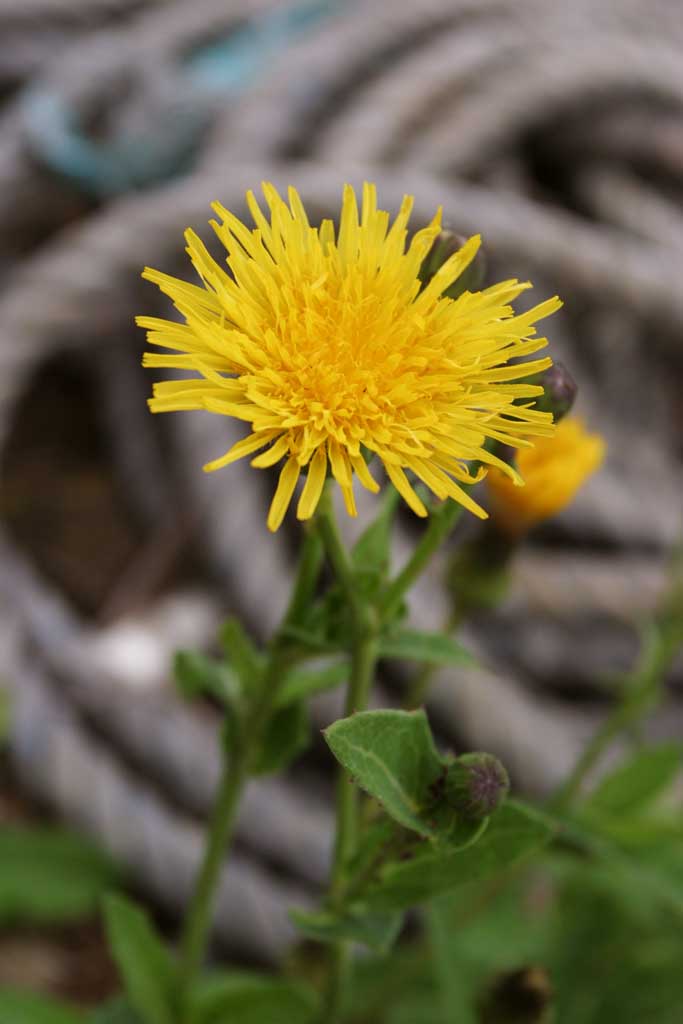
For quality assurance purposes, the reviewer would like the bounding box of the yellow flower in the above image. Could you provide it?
[138,182,562,531]
[486,417,606,535]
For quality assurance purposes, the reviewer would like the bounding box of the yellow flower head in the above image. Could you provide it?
[486,417,606,536]
[138,182,562,531]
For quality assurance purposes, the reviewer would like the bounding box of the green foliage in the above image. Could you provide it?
[102,894,176,1024]
[174,651,239,707]
[188,972,317,1024]
[364,802,554,910]
[377,628,476,666]
[220,617,262,690]
[275,660,348,707]
[0,827,119,925]
[324,710,445,837]
[290,905,403,954]
[351,488,400,598]
[0,991,84,1024]
[250,700,310,775]
[582,743,681,818]
[89,1001,143,1024]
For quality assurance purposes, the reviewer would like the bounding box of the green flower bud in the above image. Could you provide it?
[419,228,486,299]
[479,966,554,1024]
[444,752,510,821]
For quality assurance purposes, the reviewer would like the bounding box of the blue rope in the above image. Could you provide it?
[22,0,346,197]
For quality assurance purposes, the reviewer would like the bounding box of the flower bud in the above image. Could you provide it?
[419,228,486,298]
[479,966,554,1024]
[531,361,577,422]
[444,752,509,821]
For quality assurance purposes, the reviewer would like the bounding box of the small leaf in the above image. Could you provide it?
[583,744,682,818]
[324,710,444,836]
[0,991,84,1024]
[174,651,239,706]
[190,972,316,1024]
[0,827,119,925]
[220,618,262,689]
[103,894,175,1024]
[90,1001,143,1024]
[378,629,476,666]
[290,905,403,953]
[276,660,348,707]
[251,701,310,775]
[364,801,554,910]
[351,488,400,596]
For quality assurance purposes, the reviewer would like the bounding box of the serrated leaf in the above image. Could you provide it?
[251,701,310,775]
[0,991,84,1024]
[0,827,119,925]
[220,618,262,689]
[174,651,239,706]
[583,744,682,818]
[189,971,316,1024]
[275,660,348,707]
[324,710,444,836]
[103,894,176,1024]
[378,629,476,666]
[89,1001,143,1024]
[364,801,554,910]
[290,905,403,953]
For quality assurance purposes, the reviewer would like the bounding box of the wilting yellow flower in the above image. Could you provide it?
[486,417,606,535]
[138,182,561,531]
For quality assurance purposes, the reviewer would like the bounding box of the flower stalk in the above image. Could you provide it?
[176,524,323,1013]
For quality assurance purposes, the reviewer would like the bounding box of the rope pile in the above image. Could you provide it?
[1,0,682,961]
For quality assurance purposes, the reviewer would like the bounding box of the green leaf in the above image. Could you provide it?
[0,827,119,925]
[0,991,84,1024]
[290,905,403,953]
[275,660,348,707]
[364,801,554,910]
[583,744,682,818]
[324,710,444,836]
[351,488,400,596]
[251,701,310,775]
[174,651,239,706]
[89,1001,143,1024]
[378,629,476,666]
[220,618,262,689]
[103,894,175,1024]
[190,972,317,1024]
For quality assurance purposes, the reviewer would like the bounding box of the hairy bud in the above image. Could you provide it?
[445,752,510,821]
[479,966,554,1024]
[533,362,578,422]
[419,228,486,298]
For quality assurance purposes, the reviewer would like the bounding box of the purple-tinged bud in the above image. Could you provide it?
[445,752,510,821]
[479,966,554,1024]
[533,362,578,422]
[419,228,486,298]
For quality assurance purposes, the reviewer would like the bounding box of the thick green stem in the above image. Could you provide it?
[176,526,323,1012]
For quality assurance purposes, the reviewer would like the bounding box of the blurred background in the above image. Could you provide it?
[0,0,682,1015]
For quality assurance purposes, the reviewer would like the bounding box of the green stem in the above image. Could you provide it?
[552,621,672,812]
[380,503,462,623]
[317,487,379,1023]
[176,525,323,1011]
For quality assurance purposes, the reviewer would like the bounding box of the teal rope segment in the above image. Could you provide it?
[21,0,348,196]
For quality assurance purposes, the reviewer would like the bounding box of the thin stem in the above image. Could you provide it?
[317,486,379,1023]
[551,621,673,812]
[380,503,462,623]
[176,525,323,1011]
